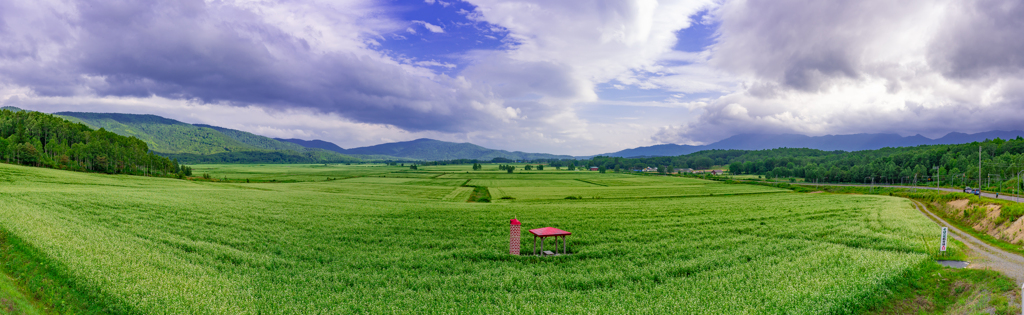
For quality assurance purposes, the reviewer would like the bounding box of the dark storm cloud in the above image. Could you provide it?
[929,0,1024,79]
[710,0,924,91]
[460,54,584,99]
[653,0,1024,145]
[0,0,506,132]
[654,96,1024,146]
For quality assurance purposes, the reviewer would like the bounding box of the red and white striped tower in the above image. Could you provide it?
[510,217,521,255]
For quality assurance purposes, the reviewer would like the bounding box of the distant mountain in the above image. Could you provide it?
[52,111,564,162]
[599,131,1024,158]
[339,138,573,161]
[276,138,346,153]
[599,143,702,158]
[932,131,1024,145]
[54,112,360,163]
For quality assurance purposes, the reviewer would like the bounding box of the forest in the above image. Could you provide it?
[0,109,189,177]
[582,137,1024,187]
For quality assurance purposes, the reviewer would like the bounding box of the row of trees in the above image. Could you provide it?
[0,109,188,177]
[578,137,1024,188]
[727,138,1024,188]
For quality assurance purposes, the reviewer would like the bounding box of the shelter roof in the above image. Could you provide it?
[528,227,571,237]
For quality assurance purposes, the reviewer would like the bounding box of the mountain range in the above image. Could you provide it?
[9,106,1023,162]
[45,110,571,162]
[337,138,573,161]
[277,137,574,161]
[597,131,1024,158]
[54,112,364,164]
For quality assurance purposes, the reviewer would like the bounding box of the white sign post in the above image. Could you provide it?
[940,227,948,253]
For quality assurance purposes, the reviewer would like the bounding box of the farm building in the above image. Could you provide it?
[642,167,657,172]
[589,166,599,171]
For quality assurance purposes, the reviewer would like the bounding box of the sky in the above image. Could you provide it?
[1,0,1023,156]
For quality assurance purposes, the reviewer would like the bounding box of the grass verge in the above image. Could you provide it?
[0,271,44,315]
[867,262,1019,314]
[0,228,124,314]
[465,185,491,202]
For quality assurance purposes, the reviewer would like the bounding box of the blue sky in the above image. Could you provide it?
[2,0,1024,155]
[378,0,508,73]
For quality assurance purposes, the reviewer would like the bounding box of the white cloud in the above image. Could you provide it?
[464,0,715,85]
[413,21,445,33]
[414,60,457,68]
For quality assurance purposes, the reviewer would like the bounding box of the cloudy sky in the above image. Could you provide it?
[1,0,1023,155]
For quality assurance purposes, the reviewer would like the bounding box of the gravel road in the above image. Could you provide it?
[911,200,1024,284]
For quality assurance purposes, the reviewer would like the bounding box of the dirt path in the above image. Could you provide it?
[911,200,1024,284]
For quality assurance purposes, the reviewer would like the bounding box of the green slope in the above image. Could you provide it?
[52,112,566,163]
[55,112,359,163]
[194,125,412,161]
[55,113,252,154]
[196,124,311,152]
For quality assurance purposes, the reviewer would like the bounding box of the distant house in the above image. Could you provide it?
[642,167,657,173]
[675,168,694,174]
[693,169,724,174]
[589,166,599,171]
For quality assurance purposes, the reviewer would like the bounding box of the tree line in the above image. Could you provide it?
[0,109,190,177]
[166,151,357,164]
[579,137,1024,188]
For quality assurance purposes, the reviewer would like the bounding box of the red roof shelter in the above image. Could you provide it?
[529,227,571,255]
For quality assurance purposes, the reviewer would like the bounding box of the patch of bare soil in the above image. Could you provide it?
[971,205,1001,234]
[1007,216,1024,245]
[948,199,970,210]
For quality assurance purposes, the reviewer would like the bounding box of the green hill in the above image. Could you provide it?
[48,111,568,163]
[341,138,573,161]
[54,112,360,164]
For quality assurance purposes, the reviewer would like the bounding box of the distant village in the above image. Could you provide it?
[583,165,722,175]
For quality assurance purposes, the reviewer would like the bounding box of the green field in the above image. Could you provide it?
[188,163,404,181]
[0,163,959,313]
[488,184,784,200]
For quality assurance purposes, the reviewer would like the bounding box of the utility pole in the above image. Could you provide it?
[913,174,917,192]
[979,146,982,189]
[1018,170,1023,202]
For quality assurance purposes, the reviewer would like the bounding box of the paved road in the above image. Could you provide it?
[910,200,1024,284]
[793,182,1024,203]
